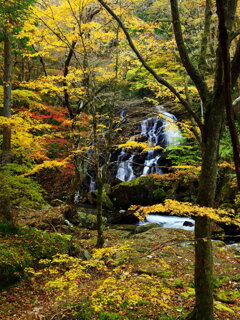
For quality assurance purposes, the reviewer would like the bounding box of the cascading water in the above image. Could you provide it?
[87,172,96,192]
[116,151,136,182]
[116,105,182,181]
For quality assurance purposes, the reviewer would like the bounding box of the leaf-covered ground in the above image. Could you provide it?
[0,219,239,320]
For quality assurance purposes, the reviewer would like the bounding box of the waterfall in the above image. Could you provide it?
[116,105,182,182]
[156,105,181,147]
[86,172,96,192]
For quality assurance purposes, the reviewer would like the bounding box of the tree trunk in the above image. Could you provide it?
[1,29,12,164]
[1,29,13,223]
[96,178,104,248]
[194,98,225,320]
[217,0,240,189]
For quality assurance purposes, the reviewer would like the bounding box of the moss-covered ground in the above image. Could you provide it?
[0,208,239,320]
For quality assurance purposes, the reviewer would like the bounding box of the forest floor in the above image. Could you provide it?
[0,208,239,320]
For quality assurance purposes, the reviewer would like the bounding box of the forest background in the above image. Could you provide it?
[0,0,240,319]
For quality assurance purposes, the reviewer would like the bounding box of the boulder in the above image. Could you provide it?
[78,211,107,230]
[183,221,194,227]
[110,174,198,210]
[87,188,114,210]
[107,209,139,224]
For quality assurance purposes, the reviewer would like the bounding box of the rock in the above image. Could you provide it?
[111,224,138,232]
[78,211,107,230]
[183,221,194,227]
[62,205,80,225]
[64,219,74,228]
[112,223,159,234]
[133,267,162,276]
[107,209,139,224]
[87,189,114,210]
[110,174,198,210]
[51,199,64,207]
[135,223,160,233]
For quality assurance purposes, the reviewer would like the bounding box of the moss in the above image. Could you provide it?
[88,189,114,210]
[0,226,72,289]
[78,211,107,229]
[111,174,198,209]
[119,175,154,187]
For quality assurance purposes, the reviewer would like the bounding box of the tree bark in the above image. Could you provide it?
[1,29,13,223]
[96,178,104,248]
[195,96,225,320]
[1,29,12,164]
[198,0,212,70]
[170,0,210,105]
[63,41,77,119]
[217,0,240,189]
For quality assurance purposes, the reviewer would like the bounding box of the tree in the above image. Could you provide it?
[0,0,36,223]
[19,0,136,247]
[96,0,240,318]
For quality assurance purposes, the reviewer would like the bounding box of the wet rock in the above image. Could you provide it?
[183,221,194,227]
[107,209,139,224]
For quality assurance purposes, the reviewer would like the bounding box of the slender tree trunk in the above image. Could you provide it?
[2,29,12,164]
[63,41,77,119]
[96,177,104,248]
[1,29,13,223]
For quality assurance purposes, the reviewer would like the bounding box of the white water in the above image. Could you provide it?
[87,172,96,192]
[116,105,182,181]
[116,152,136,181]
[156,105,182,147]
[140,214,195,231]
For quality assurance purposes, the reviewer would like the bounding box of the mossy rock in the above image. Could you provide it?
[111,174,198,209]
[78,211,107,230]
[88,189,114,210]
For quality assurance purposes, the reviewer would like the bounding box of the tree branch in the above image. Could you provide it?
[198,0,212,71]
[97,0,202,131]
[231,39,240,88]
[170,0,210,105]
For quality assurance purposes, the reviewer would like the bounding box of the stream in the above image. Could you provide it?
[139,214,195,231]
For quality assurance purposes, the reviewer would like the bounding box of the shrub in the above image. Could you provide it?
[0,226,71,289]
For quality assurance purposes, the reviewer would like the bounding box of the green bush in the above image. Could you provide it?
[0,226,71,289]
[0,164,46,219]
[0,87,41,110]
